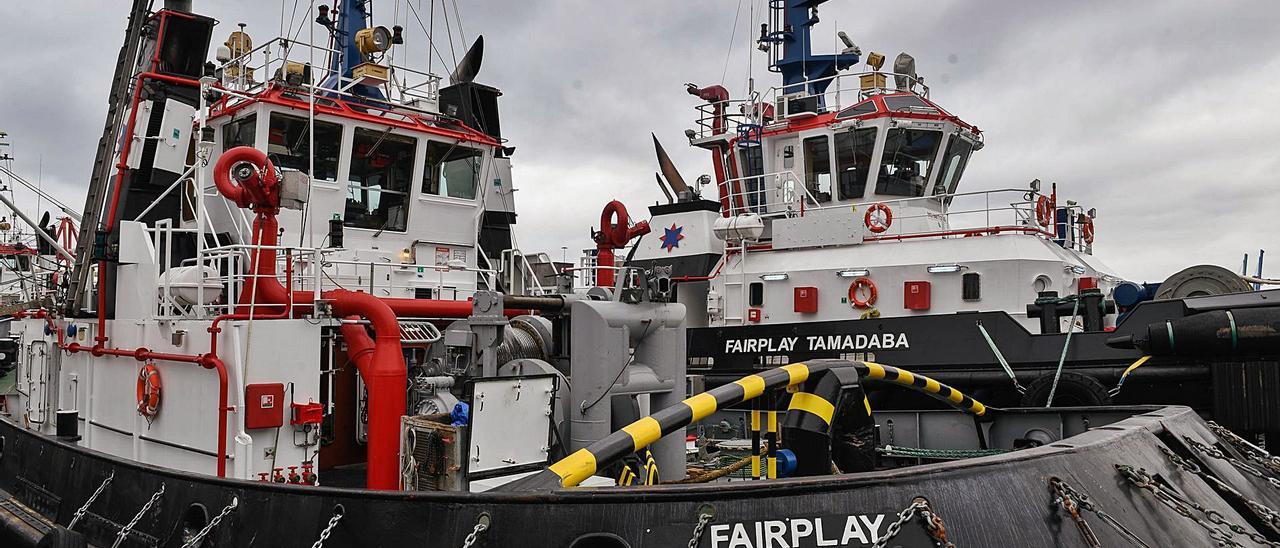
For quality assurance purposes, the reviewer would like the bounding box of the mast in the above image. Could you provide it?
[761,0,860,96]
[65,0,152,315]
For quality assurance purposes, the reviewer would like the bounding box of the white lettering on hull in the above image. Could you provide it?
[707,515,887,548]
[723,333,908,354]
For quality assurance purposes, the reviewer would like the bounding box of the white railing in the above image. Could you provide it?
[147,220,514,320]
[722,170,815,218]
[719,176,1094,253]
[217,36,444,121]
[693,70,934,140]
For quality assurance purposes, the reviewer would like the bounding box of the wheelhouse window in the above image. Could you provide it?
[876,129,942,197]
[835,127,877,200]
[345,128,415,232]
[933,136,975,199]
[222,114,256,152]
[423,141,482,200]
[267,113,342,181]
[802,136,832,203]
[738,145,765,212]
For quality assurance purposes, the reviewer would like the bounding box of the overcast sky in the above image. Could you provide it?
[1,1,1277,282]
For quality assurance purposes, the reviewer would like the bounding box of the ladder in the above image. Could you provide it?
[65,0,151,315]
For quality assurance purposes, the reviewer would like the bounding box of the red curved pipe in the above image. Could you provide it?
[213,146,280,213]
[592,201,650,288]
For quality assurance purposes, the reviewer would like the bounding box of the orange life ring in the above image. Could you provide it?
[137,362,162,421]
[848,277,878,309]
[1035,196,1053,227]
[864,203,892,234]
[1081,215,1095,244]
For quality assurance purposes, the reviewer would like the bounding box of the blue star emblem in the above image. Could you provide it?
[660,224,685,252]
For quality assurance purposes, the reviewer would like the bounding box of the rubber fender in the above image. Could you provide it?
[36,527,87,548]
[1020,371,1110,407]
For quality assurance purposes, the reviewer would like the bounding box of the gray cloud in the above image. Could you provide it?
[1,1,1277,282]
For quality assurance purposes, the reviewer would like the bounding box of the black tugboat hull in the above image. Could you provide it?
[3,406,1280,547]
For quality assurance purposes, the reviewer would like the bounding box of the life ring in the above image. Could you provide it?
[1035,196,1053,227]
[848,277,878,309]
[1081,215,1095,244]
[136,363,162,421]
[864,203,892,234]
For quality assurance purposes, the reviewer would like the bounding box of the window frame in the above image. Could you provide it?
[265,112,344,182]
[834,127,878,201]
[344,126,418,233]
[874,128,944,198]
[802,135,833,203]
[422,140,484,202]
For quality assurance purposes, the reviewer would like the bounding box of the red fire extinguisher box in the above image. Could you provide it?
[794,286,819,313]
[904,281,931,310]
[245,383,285,429]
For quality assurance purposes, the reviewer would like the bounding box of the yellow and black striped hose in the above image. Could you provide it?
[525,359,986,489]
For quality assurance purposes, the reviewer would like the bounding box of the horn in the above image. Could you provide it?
[652,133,689,195]
[39,211,50,228]
[450,36,484,84]
[655,173,674,204]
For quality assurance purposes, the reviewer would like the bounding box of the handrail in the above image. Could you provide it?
[527,359,988,489]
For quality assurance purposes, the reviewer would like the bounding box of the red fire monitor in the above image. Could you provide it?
[245,383,285,429]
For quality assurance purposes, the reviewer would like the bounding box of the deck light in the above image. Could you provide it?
[836,268,870,278]
[356,26,393,56]
[927,264,963,274]
[1029,179,1041,193]
[760,273,789,281]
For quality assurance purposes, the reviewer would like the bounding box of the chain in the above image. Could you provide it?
[1185,436,1280,490]
[1164,442,1280,537]
[688,512,713,548]
[872,499,926,548]
[873,497,954,548]
[461,513,490,548]
[311,507,345,548]
[1050,477,1151,547]
[68,471,114,530]
[1050,478,1101,547]
[1208,421,1280,477]
[181,497,239,548]
[918,502,956,548]
[879,445,1008,460]
[1117,463,1280,547]
[112,483,165,548]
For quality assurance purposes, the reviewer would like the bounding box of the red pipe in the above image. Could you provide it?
[58,340,231,477]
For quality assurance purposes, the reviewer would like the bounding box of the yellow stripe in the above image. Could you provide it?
[923,378,941,393]
[971,401,987,416]
[863,396,872,416]
[897,370,916,385]
[735,375,767,400]
[767,457,777,479]
[947,389,964,404]
[1120,355,1152,380]
[767,410,777,433]
[751,409,761,430]
[788,392,836,424]
[781,363,811,386]
[864,362,886,380]
[683,393,718,422]
[622,417,663,451]
[549,449,597,487]
[751,455,760,478]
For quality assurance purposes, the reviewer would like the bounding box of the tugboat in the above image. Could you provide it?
[1,1,1280,548]
[607,0,1280,435]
